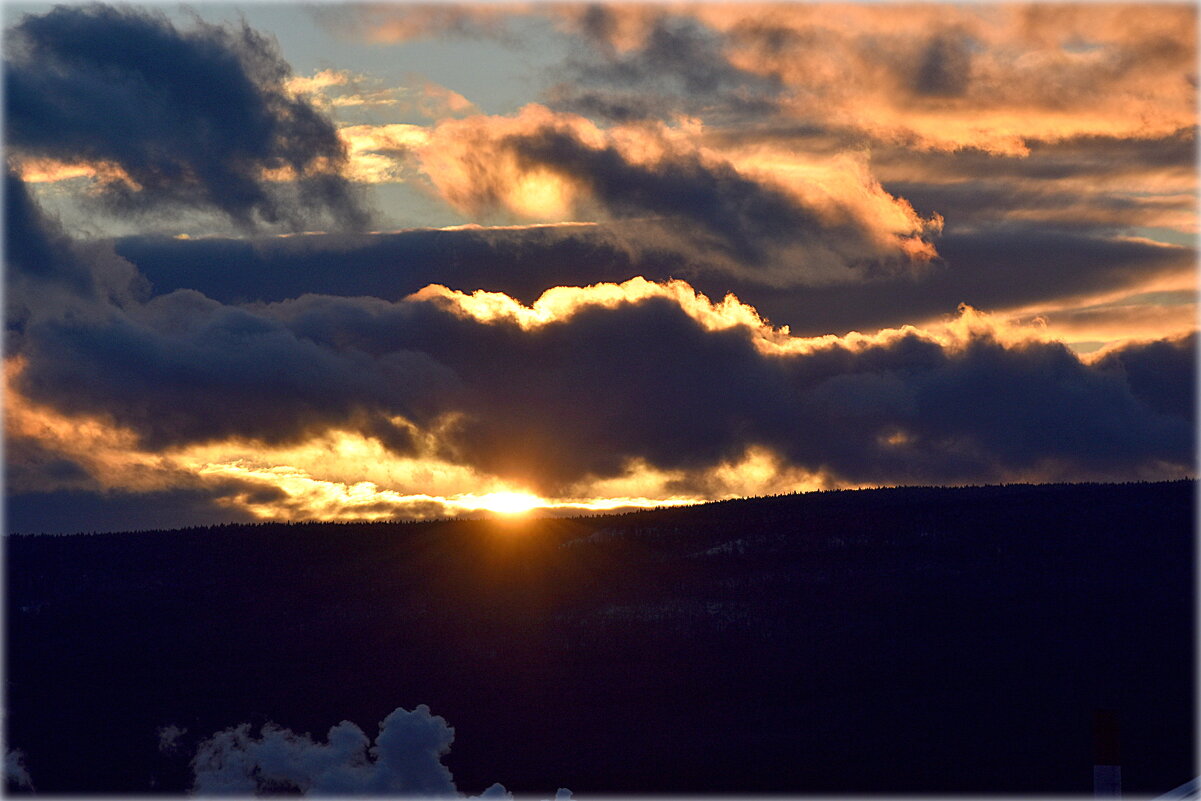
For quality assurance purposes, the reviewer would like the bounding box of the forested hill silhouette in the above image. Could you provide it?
[6,480,1195,794]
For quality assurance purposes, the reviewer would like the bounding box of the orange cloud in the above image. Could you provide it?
[11,156,141,188]
[416,105,592,219]
[337,124,431,183]
[285,68,353,96]
[379,4,1193,156]
[414,104,941,280]
[723,147,942,260]
[16,151,346,190]
[417,81,475,116]
[314,4,1195,156]
[711,4,1195,154]
[1022,302,1196,352]
[1000,266,1198,350]
[998,196,1198,236]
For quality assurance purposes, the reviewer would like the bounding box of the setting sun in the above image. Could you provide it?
[462,491,544,516]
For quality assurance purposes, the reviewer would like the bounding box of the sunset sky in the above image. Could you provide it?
[4,2,1196,533]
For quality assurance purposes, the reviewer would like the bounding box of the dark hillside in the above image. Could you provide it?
[5,481,1195,793]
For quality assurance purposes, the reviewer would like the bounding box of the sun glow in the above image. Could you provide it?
[4,360,707,523]
[455,491,543,516]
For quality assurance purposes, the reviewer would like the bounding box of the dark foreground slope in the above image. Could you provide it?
[6,481,1196,794]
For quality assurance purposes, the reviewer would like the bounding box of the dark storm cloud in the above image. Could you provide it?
[4,4,368,230]
[552,11,782,122]
[4,169,94,297]
[5,167,150,356]
[15,273,1193,495]
[15,289,457,451]
[930,227,1193,308]
[1092,334,1197,420]
[211,296,1185,487]
[113,224,668,306]
[111,221,1193,338]
[767,228,1192,337]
